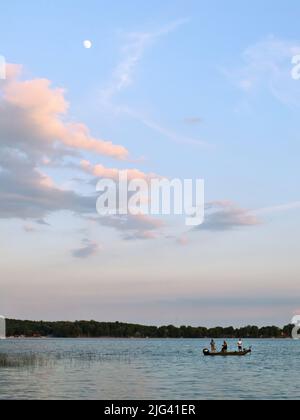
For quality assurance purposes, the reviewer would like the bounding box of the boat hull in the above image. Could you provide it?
[203,349,251,357]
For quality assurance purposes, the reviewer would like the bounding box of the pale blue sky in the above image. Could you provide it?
[0,0,300,326]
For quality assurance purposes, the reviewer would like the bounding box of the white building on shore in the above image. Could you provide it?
[0,316,6,339]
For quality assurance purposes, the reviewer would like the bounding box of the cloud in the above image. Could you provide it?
[199,201,261,232]
[102,18,189,101]
[0,65,134,224]
[227,36,300,106]
[195,199,300,233]
[80,159,157,182]
[254,201,300,216]
[122,230,159,241]
[36,219,51,226]
[100,20,211,149]
[0,62,202,242]
[110,105,210,148]
[130,111,210,148]
[81,159,166,240]
[177,235,189,246]
[2,74,129,160]
[184,117,203,125]
[72,239,100,259]
[23,224,37,233]
[2,63,23,81]
[0,148,95,220]
[92,214,165,241]
[23,218,51,232]
[0,63,175,245]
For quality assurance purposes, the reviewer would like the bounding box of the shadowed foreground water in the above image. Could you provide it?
[0,339,299,400]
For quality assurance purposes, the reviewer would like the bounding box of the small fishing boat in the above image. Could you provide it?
[203,348,252,357]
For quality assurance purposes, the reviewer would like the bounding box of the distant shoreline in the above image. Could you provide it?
[5,319,295,340]
[4,336,294,341]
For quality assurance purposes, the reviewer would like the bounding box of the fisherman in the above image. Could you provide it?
[238,339,243,352]
[222,341,228,353]
[210,339,216,353]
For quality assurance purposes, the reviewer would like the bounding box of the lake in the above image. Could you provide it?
[0,338,299,400]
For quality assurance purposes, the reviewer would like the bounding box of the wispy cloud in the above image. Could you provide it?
[119,107,210,148]
[184,117,203,125]
[100,19,210,149]
[101,18,190,101]
[226,36,300,106]
[254,201,300,215]
[23,224,37,233]
[36,219,51,226]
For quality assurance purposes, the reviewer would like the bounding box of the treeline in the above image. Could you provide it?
[5,319,295,339]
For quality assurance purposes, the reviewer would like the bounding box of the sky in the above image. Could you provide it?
[0,0,300,326]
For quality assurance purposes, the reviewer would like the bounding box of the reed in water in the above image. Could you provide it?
[0,353,45,368]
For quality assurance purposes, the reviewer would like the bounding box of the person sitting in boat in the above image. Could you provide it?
[238,339,243,352]
[210,339,216,353]
[222,341,228,353]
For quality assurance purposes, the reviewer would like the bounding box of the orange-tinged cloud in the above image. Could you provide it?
[80,159,157,181]
[5,63,23,80]
[3,72,129,160]
[0,65,168,243]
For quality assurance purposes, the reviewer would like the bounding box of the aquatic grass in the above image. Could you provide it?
[0,353,47,368]
[0,351,132,369]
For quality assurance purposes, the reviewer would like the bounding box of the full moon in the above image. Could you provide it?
[83,40,92,49]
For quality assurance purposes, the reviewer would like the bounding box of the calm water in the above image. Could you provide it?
[0,339,299,400]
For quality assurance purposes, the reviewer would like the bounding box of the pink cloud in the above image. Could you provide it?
[5,63,23,80]
[3,71,129,160]
[0,64,167,242]
[80,159,157,181]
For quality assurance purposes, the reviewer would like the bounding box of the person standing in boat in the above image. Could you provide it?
[222,341,228,353]
[210,339,216,353]
[238,339,243,352]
